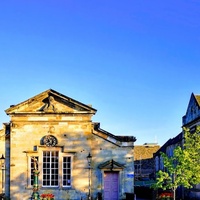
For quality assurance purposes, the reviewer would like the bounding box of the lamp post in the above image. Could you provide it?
[31,157,40,200]
[0,154,5,195]
[87,153,92,200]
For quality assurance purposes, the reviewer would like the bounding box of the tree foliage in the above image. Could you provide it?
[152,126,200,199]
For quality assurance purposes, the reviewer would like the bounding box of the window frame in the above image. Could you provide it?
[42,150,59,187]
[62,156,72,187]
[26,147,73,189]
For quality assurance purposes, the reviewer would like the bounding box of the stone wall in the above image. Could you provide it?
[2,89,135,200]
[6,115,134,200]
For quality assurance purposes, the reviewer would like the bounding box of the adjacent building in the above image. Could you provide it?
[154,93,200,199]
[134,143,160,181]
[154,132,182,173]
[0,89,136,200]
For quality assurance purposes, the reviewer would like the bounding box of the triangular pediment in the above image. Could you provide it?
[99,159,124,170]
[183,93,200,125]
[5,89,97,115]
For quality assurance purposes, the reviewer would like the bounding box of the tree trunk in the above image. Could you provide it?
[173,188,176,200]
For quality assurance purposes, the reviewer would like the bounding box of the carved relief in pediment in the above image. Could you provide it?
[40,95,57,112]
[5,89,97,114]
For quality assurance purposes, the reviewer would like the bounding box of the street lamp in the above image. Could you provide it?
[87,153,92,200]
[31,157,40,200]
[0,154,5,194]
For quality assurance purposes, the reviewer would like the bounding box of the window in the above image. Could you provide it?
[43,151,59,186]
[63,156,71,187]
[159,156,164,170]
[29,150,72,188]
[155,156,159,171]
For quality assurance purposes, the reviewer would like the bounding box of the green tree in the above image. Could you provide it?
[152,127,200,200]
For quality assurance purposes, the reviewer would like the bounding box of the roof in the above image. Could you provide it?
[134,144,160,160]
[182,93,200,126]
[4,89,137,147]
[154,132,182,156]
[93,122,136,147]
[5,89,97,115]
[94,123,136,142]
[194,94,200,106]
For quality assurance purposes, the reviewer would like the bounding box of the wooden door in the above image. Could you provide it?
[104,171,119,200]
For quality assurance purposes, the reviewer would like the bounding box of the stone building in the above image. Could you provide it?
[182,93,200,199]
[0,89,136,200]
[154,133,182,173]
[154,93,200,199]
[134,143,160,181]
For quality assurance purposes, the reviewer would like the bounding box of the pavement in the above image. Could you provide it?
[136,198,151,200]
[137,199,151,200]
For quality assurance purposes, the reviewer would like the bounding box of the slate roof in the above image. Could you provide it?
[194,94,200,106]
[154,132,182,157]
[134,144,160,161]
[93,122,136,142]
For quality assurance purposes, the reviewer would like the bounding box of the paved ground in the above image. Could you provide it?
[136,199,151,200]
[136,198,151,200]
[137,199,151,200]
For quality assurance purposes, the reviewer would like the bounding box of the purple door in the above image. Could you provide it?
[104,171,119,200]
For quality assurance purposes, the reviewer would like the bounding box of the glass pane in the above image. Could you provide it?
[43,151,59,186]
[63,156,71,186]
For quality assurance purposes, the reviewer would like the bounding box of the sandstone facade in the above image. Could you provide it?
[0,89,136,200]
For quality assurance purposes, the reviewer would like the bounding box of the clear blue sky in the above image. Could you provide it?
[0,0,200,146]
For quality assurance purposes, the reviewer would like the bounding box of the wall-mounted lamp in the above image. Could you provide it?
[0,154,5,167]
[87,153,92,167]
[87,153,92,200]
